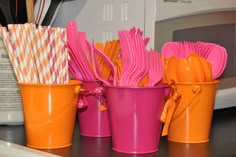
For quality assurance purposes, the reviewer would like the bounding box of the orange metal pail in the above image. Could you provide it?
[161,80,219,143]
[18,80,81,149]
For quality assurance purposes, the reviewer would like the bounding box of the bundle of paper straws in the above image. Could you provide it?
[0,23,69,84]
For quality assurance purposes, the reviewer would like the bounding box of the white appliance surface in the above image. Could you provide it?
[0,140,61,157]
[156,0,236,21]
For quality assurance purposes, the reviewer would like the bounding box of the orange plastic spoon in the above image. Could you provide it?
[199,57,212,82]
[177,58,197,82]
[166,56,178,82]
[187,54,205,82]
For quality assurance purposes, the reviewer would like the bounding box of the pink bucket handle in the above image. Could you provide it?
[77,86,107,111]
[161,84,202,136]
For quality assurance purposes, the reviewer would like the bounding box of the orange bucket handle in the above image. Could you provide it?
[161,84,202,136]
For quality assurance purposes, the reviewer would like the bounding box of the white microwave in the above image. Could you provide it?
[154,0,236,109]
[51,0,236,109]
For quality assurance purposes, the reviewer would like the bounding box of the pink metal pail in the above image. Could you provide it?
[104,83,169,154]
[78,80,111,137]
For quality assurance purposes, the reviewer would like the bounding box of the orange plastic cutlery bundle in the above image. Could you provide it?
[163,53,213,83]
[95,40,120,80]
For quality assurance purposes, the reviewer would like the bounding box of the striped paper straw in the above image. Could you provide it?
[60,28,69,83]
[50,27,68,84]
[45,26,56,84]
[31,27,44,83]
[8,24,29,83]
[0,27,24,82]
[3,24,70,84]
[17,24,38,83]
[32,26,51,84]
[49,27,61,84]
[40,26,51,84]
[24,23,39,83]
[57,28,65,84]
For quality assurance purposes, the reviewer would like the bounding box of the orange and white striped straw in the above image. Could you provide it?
[33,26,51,84]
[16,24,38,83]
[1,24,70,84]
[59,28,69,84]
[48,27,60,84]
[62,29,69,83]
[8,24,29,83]
[24,23,39,83]
[50,27,68,84]
[0,27,24,82]
[45,26,55,84]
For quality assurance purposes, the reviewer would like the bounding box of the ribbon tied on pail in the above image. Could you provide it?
[161,83,202,136]
[77,87,107,111]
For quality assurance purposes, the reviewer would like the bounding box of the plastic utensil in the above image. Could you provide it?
[187,54,205,82]
[162,41,200,58]
[161,56,168,82]
[68,57,83,80]
[197,41,227,79]
[199,56,212,82]
[114,58,122,82]
[177,58,197,82]
[148,50,163,86]
[118,30,136,86]
[129,31,149,86]
[206,45,227,79]
[196,41,215,58]
[66,21,94,80]
[184,41,197,56]
[166,56,178,82]
[86,40,117,86]
[118,28,149,86]
[161,42,181,58]
[99,40,119,80]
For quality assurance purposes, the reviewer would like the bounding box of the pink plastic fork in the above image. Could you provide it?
[67,21,94,80]
[118,30,136,86]
[86,40,117,86]
[129,31,149,86]
[148,50,163,86]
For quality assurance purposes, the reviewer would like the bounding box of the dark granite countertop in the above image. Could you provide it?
[0,107,236,157]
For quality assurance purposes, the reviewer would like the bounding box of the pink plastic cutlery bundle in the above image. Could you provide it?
[67,21,163,87]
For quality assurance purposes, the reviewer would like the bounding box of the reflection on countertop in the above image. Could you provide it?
[0,107,236,157]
